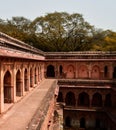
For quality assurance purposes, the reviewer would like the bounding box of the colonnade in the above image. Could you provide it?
[0,60,44,113]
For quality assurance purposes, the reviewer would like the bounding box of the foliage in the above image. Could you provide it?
[0,12,116,51]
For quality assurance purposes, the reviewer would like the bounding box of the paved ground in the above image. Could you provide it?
[0,79,56,130]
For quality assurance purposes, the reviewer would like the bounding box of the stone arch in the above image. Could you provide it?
[65,91,76,106]
[67,65,75,78]
[4,70,12,103]
[46,65,55,77]
[65,116,71,127]
[91,65,100,79]
[92,93,102,107]
[78,92,90,107]
[24,68,28,91]
[57,92,63,102]
[16,70,22,96]
[80,117,86,128]
[78,65,89,78]
[104,93,112,107]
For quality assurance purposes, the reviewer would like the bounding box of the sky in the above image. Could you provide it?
[0,0,116,31]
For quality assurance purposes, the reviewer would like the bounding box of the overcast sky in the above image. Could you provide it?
[0,0,116,31]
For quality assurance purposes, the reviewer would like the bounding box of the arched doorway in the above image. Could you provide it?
[4,71,12,103]
[65,92,76,106]
[92,93,102,107]
[16,70,21,96]
[105,93,112,107]
[78,92,90,107]
[24,69,28,91]
[80,117,86,128]
[47,65,55,77]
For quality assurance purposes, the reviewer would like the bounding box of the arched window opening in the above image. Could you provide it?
[57,92,63,102]
[65,116,71,127]
[24,69,28,91]
[78,65,89,78]
[80,117,86,128]
[105,94,112,107]
[67,65,74,78]
[104,66,108,78]
[47,65,55,77]
[91,65,100,79]
[16,70,21,96]
[113,67,116,79]
[4,71,12,103]
[65,92,76,106]
[78,92,90,107]
[92,93,102,107]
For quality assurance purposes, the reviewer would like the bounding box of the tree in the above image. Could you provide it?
[32,12,94,51]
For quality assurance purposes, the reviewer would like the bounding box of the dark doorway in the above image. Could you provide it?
[59,65,63,76]
[78,92,90,106]
[80,117,86,128]
[4,71,12,103]
[57,92,63,102]
[65,92,76,106]
[65,116,71,127]
[104,66,108,78]
[113,67,116,79]
[16,70,21,96]
[96,118,100,128]
[47,65,55,77]
[105,94,112,107]
[92,93,102,107]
